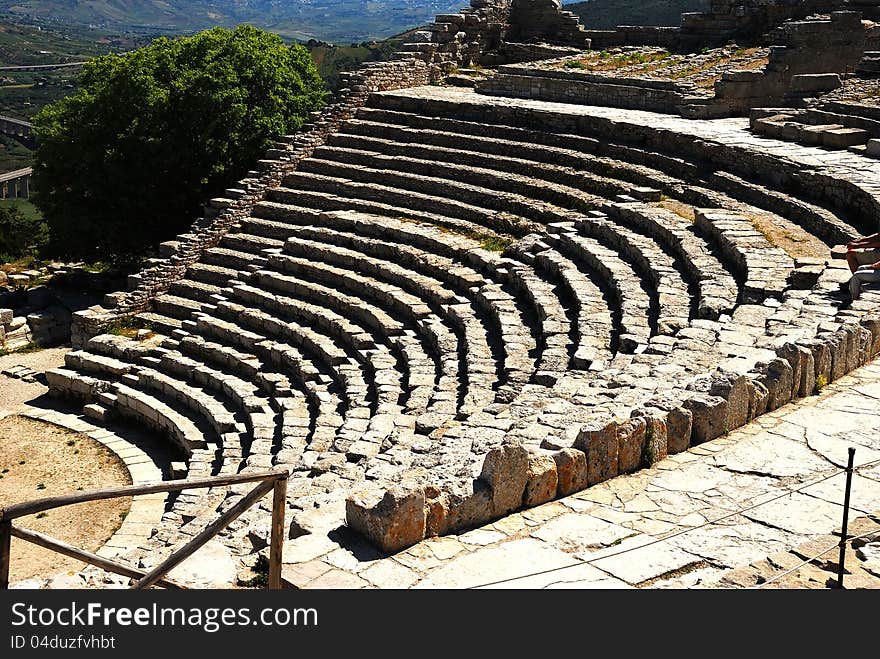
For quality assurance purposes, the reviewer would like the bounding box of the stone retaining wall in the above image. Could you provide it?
[708,11,869,116]
[476,66,701,114]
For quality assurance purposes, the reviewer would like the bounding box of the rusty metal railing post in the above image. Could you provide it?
[836,447,856,589]
[268,472,288,590]
[0,519,11,590]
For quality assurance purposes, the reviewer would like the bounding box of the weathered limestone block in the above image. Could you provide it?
[777,343,804,401]
[552,448,588,497]
[644,393,692,454]
[856,325,873,367]
[801,338,831,388]
[479,442,529,516]
[844,325,861,374]
[826,331,847,381]
[760,358,793,411]
[795,344,815,399]
[442,480,494,533]
[683,394,728,444]
[523,451,558,507]
[862,316,880,357]
[346,485,426,553]
[424,484,450,537]
[691,371,749,432]
[574,419,618,485]
[634,408,668,466]
[617,416,647,474]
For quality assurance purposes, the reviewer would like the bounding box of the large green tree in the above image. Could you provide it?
[32,25,326,262]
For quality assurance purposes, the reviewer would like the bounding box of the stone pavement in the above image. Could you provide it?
[285,359,880,589]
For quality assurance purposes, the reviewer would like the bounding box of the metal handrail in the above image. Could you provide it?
[0,467,289,590]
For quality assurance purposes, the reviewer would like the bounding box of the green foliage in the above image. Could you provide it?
[0,202,47,262]
[564,60,587,69]
[32,25,326,263]
[479,236,513,252]
[105,316,153,338]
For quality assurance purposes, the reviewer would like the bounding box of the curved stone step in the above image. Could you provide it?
[694,209,795,303]
[168,279,223,304]
[546,232,654,351]
[238,276,406,417]
[296,158,576,228]
[186,262,241,287]
[348,109,862,244]
[269,243,500,402]
[528,248,615,369]
[602,202,739,319]
[274,234,535,400]
[276,171,534,236]
[257,190,500,240]
[182,314,345,462]
[570,214,692,334]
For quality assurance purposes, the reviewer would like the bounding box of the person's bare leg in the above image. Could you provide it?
[846,250,860,273]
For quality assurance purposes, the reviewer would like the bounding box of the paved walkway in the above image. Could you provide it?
[284,359,880,589]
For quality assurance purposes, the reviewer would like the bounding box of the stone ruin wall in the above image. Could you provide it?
[713,10,876,113]
[583,0,850,51]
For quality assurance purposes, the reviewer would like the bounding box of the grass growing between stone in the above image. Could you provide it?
[105,316,154,339]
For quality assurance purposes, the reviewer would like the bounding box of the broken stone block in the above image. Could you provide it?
[479,442,529,517]
[574,419,618,485]
[826,331,847,381]
[801,338,831,389]
[346,485,426,553]
[862,316,880,357]
[523,451,558,508]
[552,447,588,497]
[693,371,749,432]
[760,358,793,411]
[633,408,668,466]
[683,394,728,444]
[424,484,450,537]
[617,416,647,474]
[776,343,804,401]
[442,480,494,533]
[747,378,770,420]
[795,344,815,399]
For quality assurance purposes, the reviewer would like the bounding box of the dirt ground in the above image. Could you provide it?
[0,415,132,583]
[0,346,69,419]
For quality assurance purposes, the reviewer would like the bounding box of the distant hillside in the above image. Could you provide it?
[565,0,709,30]
[0,0,460,44]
